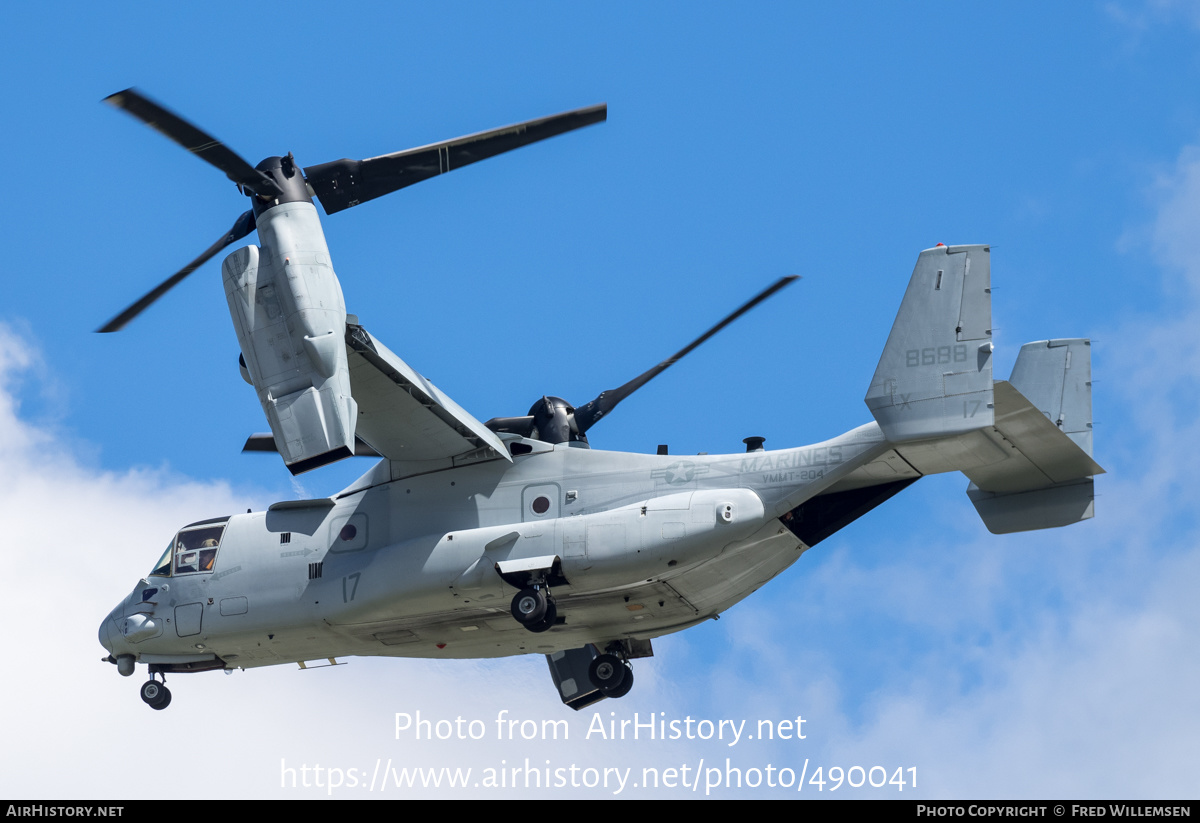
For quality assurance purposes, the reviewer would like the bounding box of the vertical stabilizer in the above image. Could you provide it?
[1009,338,1095,458]
[865,244,995,442]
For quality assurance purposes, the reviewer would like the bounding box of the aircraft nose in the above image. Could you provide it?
[98,603,127,655]
[98,613,115,654]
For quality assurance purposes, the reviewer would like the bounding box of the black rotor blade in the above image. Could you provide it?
[304,103,607,215]
[103,88,281,196]
[97,210,256,333]
[573,276,800,433]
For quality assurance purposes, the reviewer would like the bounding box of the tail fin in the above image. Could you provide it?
[965,339,1103,534]
[865,244,995,442]
[1008,338,1096,458]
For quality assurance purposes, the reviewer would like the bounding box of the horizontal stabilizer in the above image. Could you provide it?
[964,339,1104,534]
[967,381,1103,492]
[866,245,995,442]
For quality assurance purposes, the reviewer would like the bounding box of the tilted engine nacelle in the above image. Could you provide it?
[222,202,357,474]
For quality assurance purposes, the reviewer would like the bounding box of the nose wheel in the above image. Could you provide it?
[140,676,172,710]
[511,585,558,633]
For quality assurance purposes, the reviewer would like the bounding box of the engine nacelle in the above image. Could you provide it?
[222,202,357,474]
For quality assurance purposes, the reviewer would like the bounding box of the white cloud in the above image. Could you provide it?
[1105,0,1200,33]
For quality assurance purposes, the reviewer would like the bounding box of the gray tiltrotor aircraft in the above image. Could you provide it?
[97,90,1104,711]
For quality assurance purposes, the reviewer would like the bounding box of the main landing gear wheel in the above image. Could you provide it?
[588,653,627,693]
[511,587,549,625]
[140,679,172,710]
[526,600,558,633]
[605,666,634,698]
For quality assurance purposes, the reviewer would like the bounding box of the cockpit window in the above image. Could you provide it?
[149,542,173,577]
[173,524,225,575]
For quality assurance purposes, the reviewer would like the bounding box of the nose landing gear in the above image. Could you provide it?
[140,675,172,710]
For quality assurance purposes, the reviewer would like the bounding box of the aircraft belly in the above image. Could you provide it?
[316,531,798,661]
[665,520,807,616]
[324,579,710,660]
[318,529,801,662]
[213,624,384,669]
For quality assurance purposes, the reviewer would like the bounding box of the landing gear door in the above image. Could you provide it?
[546,646,607,711]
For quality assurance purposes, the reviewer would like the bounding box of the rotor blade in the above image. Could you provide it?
[573,276,800,433]
[97,210,256,333]
[304,103,607,215]
[103,88,280,196]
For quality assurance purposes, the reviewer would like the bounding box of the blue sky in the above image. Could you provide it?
[2,1,1198,799]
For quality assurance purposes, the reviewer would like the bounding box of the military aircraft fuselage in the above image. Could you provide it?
[100,424,900,670]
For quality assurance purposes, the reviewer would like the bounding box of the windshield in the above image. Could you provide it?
[173,524,225,574]
[146,521,229,578]
[149,542,173,577]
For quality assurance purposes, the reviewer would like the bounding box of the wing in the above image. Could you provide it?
[344,322,513,464]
